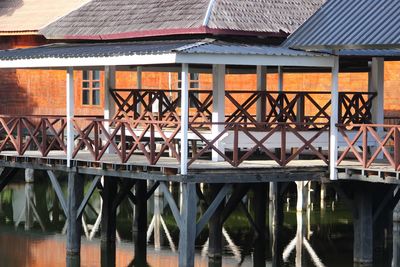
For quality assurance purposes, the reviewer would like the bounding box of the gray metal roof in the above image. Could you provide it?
[284,0,400,50]
[39,0,325,40]
[0,39,327,60]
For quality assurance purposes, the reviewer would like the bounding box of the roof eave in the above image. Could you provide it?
[43,26,288,40]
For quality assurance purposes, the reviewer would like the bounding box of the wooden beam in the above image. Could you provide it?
[196,184,231,237]
[0,168,17,193]
[47,170,68,216]
[221,185,251,223]
[66,171,84,256]
[256,65,267,122]
[133,180,147,265]
[159,181,182,228]
[77,175,101,219]
[178,183,197,267]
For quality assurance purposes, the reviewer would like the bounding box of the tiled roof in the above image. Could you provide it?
[284,0,400,50]
[40,0,325,40]
[0,0,89,35]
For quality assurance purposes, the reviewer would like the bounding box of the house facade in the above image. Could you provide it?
[0,0,399,119]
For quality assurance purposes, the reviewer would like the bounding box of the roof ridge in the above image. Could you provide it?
[202,0,217,26]
[172,39,216,52]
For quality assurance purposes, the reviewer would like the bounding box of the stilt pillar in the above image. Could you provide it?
[208,184,224,259]
[253,183,267,266]
[353,189,373,264]
[179,182,197,267]
[66,171,84,256]
[25,168,34,183]
[133,180,147,265]
[100,176,117,267]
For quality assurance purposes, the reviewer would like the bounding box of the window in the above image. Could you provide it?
[82,70,101,105]
[178,73,200,108]
[177,72,200,89]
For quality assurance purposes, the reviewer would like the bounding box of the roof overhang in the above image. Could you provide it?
[0,40,335,70]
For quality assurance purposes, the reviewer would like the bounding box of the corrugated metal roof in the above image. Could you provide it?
[39,0,325,40]
[0,39,328,60]
[284,0,400,50]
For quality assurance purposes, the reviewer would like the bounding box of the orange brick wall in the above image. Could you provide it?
[1,35,400,118]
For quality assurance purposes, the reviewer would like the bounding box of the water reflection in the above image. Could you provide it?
[0,176,397,267]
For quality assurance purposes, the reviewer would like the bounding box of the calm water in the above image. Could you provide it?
[0,172,396,267]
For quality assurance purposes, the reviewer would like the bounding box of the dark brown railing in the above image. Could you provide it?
[0,115,67,156]
[337,124,400,171]
[111,89,376,128]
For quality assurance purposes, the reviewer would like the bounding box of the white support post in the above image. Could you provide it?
[104,66,116,122]
[370,57,384,125]
[66,67,74,168]
[180,64,189,175]
[256,65,267,122]
[104,66,116,154]
[212,64,226,162]
[330,56,339,180]
[137,66,143,114]
[278,66,284,92]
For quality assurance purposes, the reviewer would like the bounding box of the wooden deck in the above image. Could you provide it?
[0,150,398,183]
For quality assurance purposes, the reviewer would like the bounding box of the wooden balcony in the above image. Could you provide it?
[0,91,397,182]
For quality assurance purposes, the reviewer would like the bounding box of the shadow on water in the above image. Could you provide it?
[0,172,397,267]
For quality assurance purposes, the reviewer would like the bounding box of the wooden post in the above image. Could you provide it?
[330,56,339,180]
[212,64,226,161]
[253,183,267,266]
[296,181,309,212]
[278,66,284,92]
[370,57,384,125]
[66,67,75,168]
[181,64,189,174]
[66,171,84,257]
[269,182,284,267]
[256,65,267,122]
[133,180,147,265]
[179,182,197,267]
[137,66,143,115]
[208,184,224,259]
[25,168,34,183]
[100,176,117,267]
[353,187,373,264]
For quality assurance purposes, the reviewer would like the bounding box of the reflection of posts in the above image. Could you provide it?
[393,222,400,267]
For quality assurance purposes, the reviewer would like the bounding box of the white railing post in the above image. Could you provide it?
[66,67,74,167]
[180,64,189,175]
[212,64,226,161]
[330,56,339,180]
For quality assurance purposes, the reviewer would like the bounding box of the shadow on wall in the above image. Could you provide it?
[0,0,24,17]
[0,69,37,115]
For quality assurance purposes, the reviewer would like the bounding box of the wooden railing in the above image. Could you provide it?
[111,89,376,128]
[188,122,329,167]
[0,115,67,156]
[2,114,398,172]
[337,124,400,171]
[72,116,181,164]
